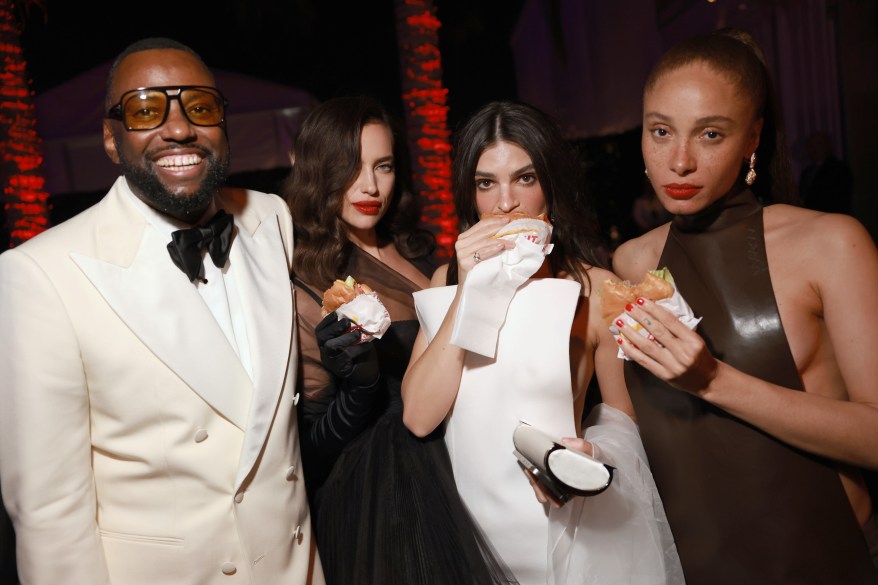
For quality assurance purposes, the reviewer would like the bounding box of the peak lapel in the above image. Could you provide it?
[71,186,252,430]
[228,210,294,487]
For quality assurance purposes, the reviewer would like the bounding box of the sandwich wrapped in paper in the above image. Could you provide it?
[485,212,554,252]
[321,275,391,342]
[448,213,555,357]
[513,421,614,504]
[600,267,701,359]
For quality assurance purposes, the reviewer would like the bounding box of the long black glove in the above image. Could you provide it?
[299,313,382,483]
[316,314,380,386]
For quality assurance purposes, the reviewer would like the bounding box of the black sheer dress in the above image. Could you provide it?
[294,247,515,585]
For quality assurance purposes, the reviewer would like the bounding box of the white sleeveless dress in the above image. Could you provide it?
[414,279,685,585]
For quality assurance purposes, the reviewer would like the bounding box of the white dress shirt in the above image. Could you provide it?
[126,189,254,381]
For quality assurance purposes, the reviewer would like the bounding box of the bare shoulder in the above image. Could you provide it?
[430,263,450,287]
[764,205,878,327]
[581,265,619,300]
[764,205,876,261]
[612,223,670,281]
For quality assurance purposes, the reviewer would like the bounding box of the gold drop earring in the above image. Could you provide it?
[745,153,757,186]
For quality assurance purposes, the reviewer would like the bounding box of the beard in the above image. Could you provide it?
[116,139,231,220]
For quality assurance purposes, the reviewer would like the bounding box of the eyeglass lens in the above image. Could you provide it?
[122,88,225,130]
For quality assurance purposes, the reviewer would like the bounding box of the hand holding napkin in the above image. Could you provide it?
[450,218,554,358]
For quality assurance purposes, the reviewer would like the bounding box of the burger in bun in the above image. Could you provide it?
[322,275,375,317]
[601,268,701,359]
[321,275,391,341]
[600,268,675,326]
[482,212,553,247]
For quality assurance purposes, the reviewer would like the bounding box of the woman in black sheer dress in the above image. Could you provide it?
[284,96,514,585]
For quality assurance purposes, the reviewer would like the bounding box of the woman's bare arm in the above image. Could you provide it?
[617,214,878,469]
[401,217,513,437]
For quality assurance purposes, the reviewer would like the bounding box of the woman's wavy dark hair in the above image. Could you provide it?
[643,28,796,204]
[283,96,434,287]
[445,101,607,291]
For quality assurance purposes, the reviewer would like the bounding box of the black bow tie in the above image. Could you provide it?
[167,210,235,282]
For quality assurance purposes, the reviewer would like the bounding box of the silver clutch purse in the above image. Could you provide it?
[513,421,614,504]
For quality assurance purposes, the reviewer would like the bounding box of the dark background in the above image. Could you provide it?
[14,0,646,250]
[18,0,523,134]
[12,1,878,251]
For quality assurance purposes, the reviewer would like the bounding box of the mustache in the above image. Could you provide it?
[146,144,215,160]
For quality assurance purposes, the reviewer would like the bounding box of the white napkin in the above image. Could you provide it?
[450,232,552,358]
[609,284,701,360]
[336,292,391,342]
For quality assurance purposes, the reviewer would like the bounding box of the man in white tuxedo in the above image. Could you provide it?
[0,38,324,584]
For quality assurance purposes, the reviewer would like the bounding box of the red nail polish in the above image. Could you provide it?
[636,297,646,305]
[615,319,625,328]
[625,303,634,312]
[617,337,623,345]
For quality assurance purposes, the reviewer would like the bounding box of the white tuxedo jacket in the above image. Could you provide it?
[0,178,324,584]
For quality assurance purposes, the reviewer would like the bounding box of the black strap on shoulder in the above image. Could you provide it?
[293,276,323,307]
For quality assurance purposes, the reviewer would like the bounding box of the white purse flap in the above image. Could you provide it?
[513,422,613,496]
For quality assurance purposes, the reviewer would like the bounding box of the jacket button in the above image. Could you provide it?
[194,429,208,443]
[293,393,301,406]
[285,465,297,481]
[221,562,236,575]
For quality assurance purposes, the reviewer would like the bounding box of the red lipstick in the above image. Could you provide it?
[353,201,381,215]
[663,183,702,199]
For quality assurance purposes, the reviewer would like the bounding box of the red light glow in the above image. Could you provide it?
[395,0,457,258]
[1,1,49,247]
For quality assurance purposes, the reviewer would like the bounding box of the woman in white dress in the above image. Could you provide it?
[401,101,683,585]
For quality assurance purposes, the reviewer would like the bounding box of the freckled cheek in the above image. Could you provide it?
[702,152,734,178]
[699,153,740,195]
[642,144,665,174]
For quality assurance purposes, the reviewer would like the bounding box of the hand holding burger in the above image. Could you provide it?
[321,275,391,342]
[315,313,380,386]
[482,212,553,249]
[600,268,701,359]
[600,269,675,326]
[315,275,389,388]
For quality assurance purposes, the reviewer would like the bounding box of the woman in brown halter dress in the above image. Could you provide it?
[612,29,878,584]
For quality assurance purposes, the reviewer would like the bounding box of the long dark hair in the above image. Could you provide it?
[643,28,796,204]
[446,101,607,291]
[283,96,434,287]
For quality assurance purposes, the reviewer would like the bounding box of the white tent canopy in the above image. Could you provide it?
[36,61,317,195]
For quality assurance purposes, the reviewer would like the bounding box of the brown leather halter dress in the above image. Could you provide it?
[624,188,877,584]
